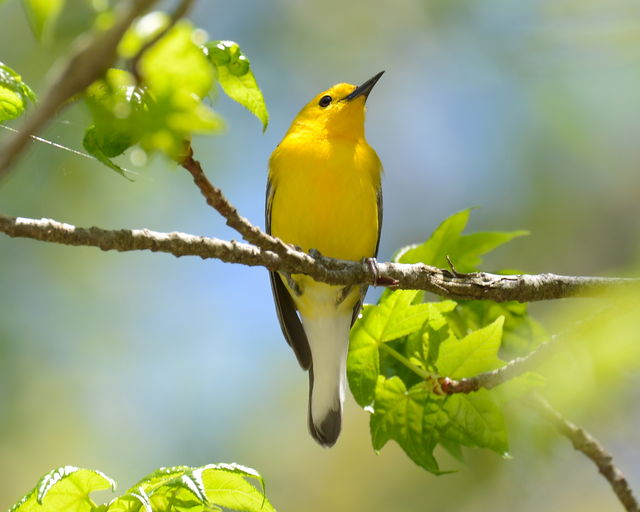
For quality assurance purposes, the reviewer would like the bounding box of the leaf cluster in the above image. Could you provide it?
[0,62,36,122]
[347,209,545,473]
[83,14,268,177]
[9,464,277,512]
[1,7,269,179]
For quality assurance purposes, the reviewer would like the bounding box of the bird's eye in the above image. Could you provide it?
[319,95,332,107]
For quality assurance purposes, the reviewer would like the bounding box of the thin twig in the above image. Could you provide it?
[1,213,638,302]
[180,146,294,257]
[438,338,556,394]
[531,394,639,512]
[128,0,196,82]
[0,0,157,177]
[177,148,640,301]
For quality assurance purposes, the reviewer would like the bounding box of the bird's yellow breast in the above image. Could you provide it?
[268,133,381,262]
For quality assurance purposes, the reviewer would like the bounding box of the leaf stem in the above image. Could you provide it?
[379,343,431,380]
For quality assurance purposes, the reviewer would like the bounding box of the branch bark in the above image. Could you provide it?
[531,394,639,512]
[1,213,638,302]
[181,146,294,257]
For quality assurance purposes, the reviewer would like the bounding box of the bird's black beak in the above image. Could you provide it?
[343,70,385,102]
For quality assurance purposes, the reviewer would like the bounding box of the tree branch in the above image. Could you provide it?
[0,0,157,176]
[531,394,639,512]
[1,213,638,302]
[180,146,294,257]
[437,337,556,394]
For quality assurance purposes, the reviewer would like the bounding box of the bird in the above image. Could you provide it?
[266,71,384,447]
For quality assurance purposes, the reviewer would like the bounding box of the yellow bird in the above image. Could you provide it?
[266,71,384,446]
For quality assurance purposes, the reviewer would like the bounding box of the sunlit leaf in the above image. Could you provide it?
[448,230,529,272]
[452,299,547,357]
[9,466,115,512]
[199,463,276,512]
[22,0,65,41]
[107,463,274,512]
[440,391,509,454]
[118,11,169,58]
[394,209,527,272]
[83,126,133,180]
[128,466,191,494]
[0,62,36,122]
[136,21,223,156]
[84,68,145,158]
[400,300,456,367]
[437,316,505,378]
[370,377,442,473]
[362,290,431,343]
[205,41,269,130]
[348,291,435,406]
[348,305,381,407]
[141,22,212,99]
[395,209,470,265]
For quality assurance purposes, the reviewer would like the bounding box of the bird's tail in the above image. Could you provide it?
[301,312,351,447]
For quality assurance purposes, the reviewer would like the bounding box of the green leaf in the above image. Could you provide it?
[9,464,277,512]
[136,21,223,156]
[0,62,36,122]
[423,322,452,369]
[84,68,145,158]
[83,126,133,180]
[452,299,547,357]
[439,437,465,463]
[348,291,435,406]
[437,316,505,378]
[199,463,276,512]
[365,290,432,343]
[395,209,470,265]
[440,391,509,454]
[400,300,456,367]
[205,41,269,131]
[347,305,381,407]
[10,466,115,512]
[128,466,192,494]
[394,209,527,272]
[370,377,442,473]
[22,0,65,41]
[118,12,169,58]
[447,230,529,272]
[141,23,212,99]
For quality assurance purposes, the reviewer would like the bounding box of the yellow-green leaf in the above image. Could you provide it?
[9,466,115,512]
[22,0,65,41]
[0,62,36,122]
[437,316,505,378]
[205,41,269,131]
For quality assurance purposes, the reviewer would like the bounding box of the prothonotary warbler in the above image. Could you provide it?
[266,71,384,446]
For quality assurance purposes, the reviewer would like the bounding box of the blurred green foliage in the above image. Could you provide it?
[21,0,65,42]
[80,12,267,173]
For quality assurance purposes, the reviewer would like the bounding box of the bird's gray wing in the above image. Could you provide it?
[350,184,383,326]
[266,179,312,370]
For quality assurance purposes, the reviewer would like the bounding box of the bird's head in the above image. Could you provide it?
[288,71,384,140]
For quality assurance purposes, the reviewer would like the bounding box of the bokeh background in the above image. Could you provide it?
[1,0,640,510]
